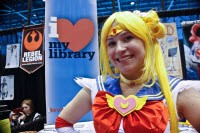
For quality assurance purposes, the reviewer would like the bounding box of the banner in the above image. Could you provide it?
[182,20,200,80]
[45,0,99,124]
[5,43,20,69]
[159,23,183,78]
[0,75,14,100]
[20,25,44,74]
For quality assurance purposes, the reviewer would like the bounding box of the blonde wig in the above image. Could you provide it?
[100,10,178,132]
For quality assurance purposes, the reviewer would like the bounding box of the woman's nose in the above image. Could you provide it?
[115,41,126,53]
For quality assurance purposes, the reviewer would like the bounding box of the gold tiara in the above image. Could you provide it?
[108,25,126,36]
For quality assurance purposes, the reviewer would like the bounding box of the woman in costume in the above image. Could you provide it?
[55,10,200,133]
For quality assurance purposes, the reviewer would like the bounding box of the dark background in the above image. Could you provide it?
[0,53,46,116]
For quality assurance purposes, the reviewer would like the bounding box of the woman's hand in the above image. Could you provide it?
[19,112,26,121]
[10,111,20,120]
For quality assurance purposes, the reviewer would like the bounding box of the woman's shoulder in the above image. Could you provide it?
[169,75,200,92]
[168,75,183,90]
[33,112,41,120]
[74,75,119,95]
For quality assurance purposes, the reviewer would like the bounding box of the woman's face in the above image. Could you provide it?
[22,103,31,115]
[106,30,145,79]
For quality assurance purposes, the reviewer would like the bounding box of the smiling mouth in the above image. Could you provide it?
[117,55,133,62]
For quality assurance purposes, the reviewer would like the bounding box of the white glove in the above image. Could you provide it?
[56,127,80,133]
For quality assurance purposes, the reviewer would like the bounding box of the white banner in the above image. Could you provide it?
[5,43,20,69]
[0,75,14,100]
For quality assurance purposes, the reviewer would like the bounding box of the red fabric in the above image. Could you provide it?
[124,100,169,133]
[92,91,169,133]
[93,91,122,133]
[55,116,73,128]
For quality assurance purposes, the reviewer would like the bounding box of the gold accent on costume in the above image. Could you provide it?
[120,102,129,108]
[108,25,126,36]
[106,94,148,116]
[120,73,143,85]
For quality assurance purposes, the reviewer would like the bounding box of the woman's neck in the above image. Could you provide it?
[120,81,143,97]
[120,73,143,86]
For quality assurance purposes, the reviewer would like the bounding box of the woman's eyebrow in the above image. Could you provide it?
[106,37,114,41]
[120,31,130,36]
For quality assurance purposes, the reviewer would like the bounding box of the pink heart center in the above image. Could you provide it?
[114,96,136,116]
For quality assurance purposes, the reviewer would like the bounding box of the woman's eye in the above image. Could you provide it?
[107,41,116,47]
[124,36,133,42]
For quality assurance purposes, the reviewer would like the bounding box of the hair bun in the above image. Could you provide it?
[134,10,165,40]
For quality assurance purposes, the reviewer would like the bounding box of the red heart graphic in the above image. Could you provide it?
[57,18,94,52]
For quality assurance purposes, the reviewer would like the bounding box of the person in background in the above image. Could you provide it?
[55,10,200,133]
[10,99,41,126]
[10,99,46,132]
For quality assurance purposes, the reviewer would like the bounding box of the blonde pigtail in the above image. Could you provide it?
[155,43,179,133]
[142,10,179,132]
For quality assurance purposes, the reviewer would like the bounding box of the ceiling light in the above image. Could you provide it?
[130,2,134,5]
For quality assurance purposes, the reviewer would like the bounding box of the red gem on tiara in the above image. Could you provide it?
[113,29,116,34]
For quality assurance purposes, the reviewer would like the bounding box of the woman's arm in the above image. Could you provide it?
[177,87,200,132]
[58,87,92,124]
